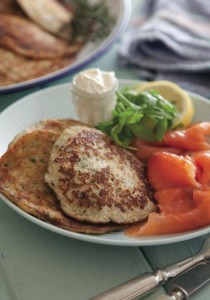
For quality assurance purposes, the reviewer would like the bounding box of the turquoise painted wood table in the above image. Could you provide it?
[1,2,210,300]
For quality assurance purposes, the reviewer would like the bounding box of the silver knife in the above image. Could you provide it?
[92,235,210,300]
[157,261,210,300]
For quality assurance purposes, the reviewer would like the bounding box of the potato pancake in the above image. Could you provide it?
[45,126,156,224]
[0,48,75,86]
[0,14,78,59]
[0,129,124,234]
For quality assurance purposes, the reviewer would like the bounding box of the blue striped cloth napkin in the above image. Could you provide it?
[119,0,210,98]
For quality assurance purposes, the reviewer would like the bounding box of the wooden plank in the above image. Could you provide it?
[0,200,165,300]
[142,236,207,269]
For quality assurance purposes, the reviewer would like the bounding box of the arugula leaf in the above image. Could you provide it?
[96,89,180,149]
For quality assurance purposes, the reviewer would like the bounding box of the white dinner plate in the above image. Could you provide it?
[1,80,210,246]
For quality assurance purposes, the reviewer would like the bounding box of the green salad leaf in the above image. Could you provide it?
[96,89,180,149]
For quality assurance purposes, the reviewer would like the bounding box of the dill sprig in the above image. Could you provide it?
[70,0,115,42]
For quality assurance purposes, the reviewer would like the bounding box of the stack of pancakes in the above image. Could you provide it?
[0,0,82,87]
[0,119,156,234]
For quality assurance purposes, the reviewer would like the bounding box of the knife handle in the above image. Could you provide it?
[92,272,162,300]
[156,289,185,300]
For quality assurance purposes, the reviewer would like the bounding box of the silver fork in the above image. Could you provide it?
[92,234,210,300]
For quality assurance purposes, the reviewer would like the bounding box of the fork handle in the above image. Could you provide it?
[92,272,161,300]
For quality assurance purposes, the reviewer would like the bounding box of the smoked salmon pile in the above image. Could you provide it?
[126,122,210,236]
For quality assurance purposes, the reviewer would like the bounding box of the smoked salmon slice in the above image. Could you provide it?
[155,188,194,214]
[131,122,210,162]
[157,122,210,151]
[193,190,210,205]
[126,193,210,236]
[126,213,186,235]
[192,151,210,188]
[126,124,210,236]
[147,152,199,191]
[131,138,183,162]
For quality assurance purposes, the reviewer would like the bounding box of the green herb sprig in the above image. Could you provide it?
[96,89,180,149]
[70,0,115,42]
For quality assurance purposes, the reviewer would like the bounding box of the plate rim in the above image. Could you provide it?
[0,79,210,246]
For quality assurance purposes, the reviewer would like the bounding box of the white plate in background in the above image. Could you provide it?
[0,0,131,94]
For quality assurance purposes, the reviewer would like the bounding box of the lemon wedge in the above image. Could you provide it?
[135,80,194,128]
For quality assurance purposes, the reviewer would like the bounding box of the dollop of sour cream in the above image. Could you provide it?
[71,68,118,126]
[72,68,117,94]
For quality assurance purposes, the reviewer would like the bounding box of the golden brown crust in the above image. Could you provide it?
[0,0,24,16]
[0,47,75,86]
[0,129,125,234]
[0,14,78,59]
[37,118,86,133]
[9,118,86,147]
[16,0,73,39]
[45,126,156,224]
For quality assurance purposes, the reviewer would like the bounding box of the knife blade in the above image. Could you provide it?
[157,261,210,300]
